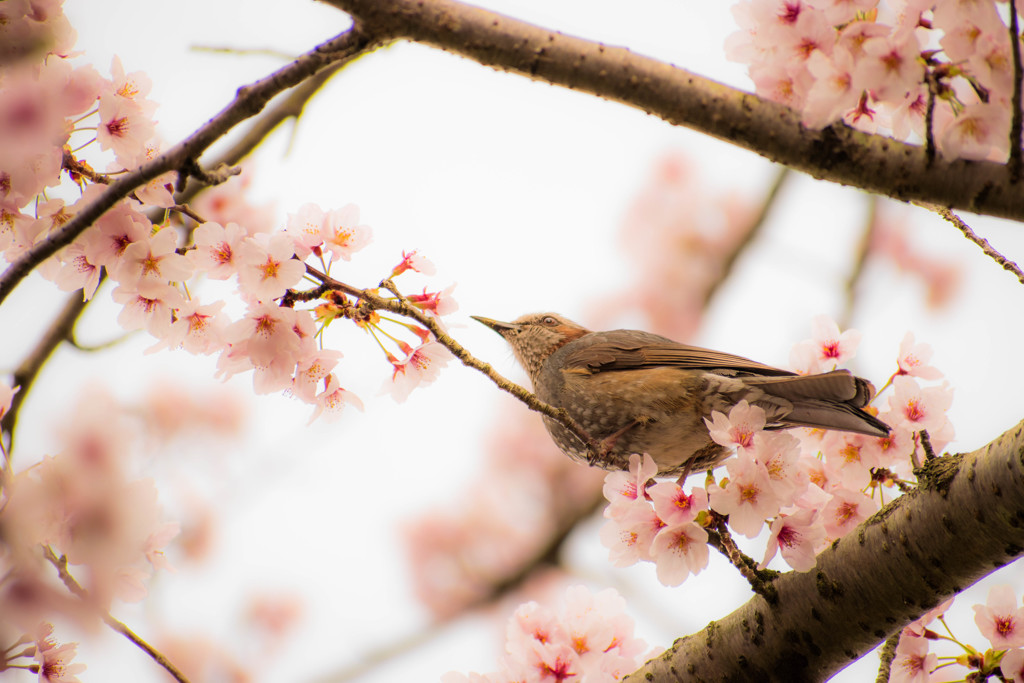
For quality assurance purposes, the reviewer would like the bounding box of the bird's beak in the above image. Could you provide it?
[471,315,519,336]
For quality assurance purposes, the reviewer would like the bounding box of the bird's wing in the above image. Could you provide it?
[560,331,794,376]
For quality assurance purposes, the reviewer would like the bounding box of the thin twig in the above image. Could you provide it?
[42,546,191,683]
[924,72,937,167]
[300,265,605,461]
[706,513,778,604]
[702,167,789,310]
[874,632,901,683]
[919,203,1024,285]
[840,195,878,329]
[1,292,90,454]
[1009,0,1023,181]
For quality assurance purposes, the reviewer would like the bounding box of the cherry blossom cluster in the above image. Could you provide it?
[890,584,1024,682]
[442,585,654,683]
[1,0,459,427]
[600,316,953,585]
[727,0,1019,160]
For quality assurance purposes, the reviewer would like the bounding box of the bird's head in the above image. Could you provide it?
[472,312,590,379]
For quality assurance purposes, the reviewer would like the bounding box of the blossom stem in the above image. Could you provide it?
[42,547,192,683]
[920,204,1024,286]
[873,632,900,683]
[1009,0,1023,181]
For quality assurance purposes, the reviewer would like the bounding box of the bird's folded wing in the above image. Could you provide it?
[562,335,793,376]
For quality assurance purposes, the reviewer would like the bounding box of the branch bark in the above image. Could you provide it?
[623,419,1024,682]
[327,0,1024,222]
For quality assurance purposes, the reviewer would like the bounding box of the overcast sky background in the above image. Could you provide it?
[3,1,1024,681]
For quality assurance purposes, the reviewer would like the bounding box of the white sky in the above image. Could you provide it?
[3,0,1024,681]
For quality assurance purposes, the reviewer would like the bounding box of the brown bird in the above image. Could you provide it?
[473,312,889,477]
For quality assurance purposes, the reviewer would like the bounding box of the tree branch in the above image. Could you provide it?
[42,547,191,683]
[325,0,1024,222]
[624,420,1024,682]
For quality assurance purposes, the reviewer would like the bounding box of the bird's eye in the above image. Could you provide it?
[541,316,558,326]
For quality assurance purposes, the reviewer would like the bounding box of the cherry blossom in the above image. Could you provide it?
[187,220,245,279]
[973,584,1024,649]
[33,623,86,683]
[284,202,326,259]
[705,399,766,449]
[650,521,710,585]
[391,249,436,277]
[322,203,372,261]
[708,452,779,537]
[602,452,658,515]
[822,487,877,539]
[882,375,954,436]
[236,233,306,302]
[1003,648,1024,683]
[648,480,708,526]
[386,340,453,401]
[896,332,942,380]
[309,374,364,423]
[113,227,193,285]
[789,314,860,374]
[600,500,663,567]
[890,633,937,683]
[147,298,228,355]
[760,508,824,571]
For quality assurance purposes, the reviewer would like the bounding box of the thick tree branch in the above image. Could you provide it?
[326,0,1024,222]
[624,419,1024,682]
[0,26,380,305]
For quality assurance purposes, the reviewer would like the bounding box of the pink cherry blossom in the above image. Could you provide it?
[760,508,824,571]
[789,315,861,373]
[883,375,953,435]
[650,521,710,585]
[752,431,806,505]
[188,221,246,279]
[904,597,954,637]
[973,584,1024,649]
[822,487,877,539]
[406,284,459,316]
[603,453,659,516]
[890,633,937,683]
[1002,648,1024,683]
[237,233,306,301]
[53,240,101,300]
[113,227,193,285]
[938,102,1010,162]
[896,331,942,380]
[34,624,87,683]
[648,481,708,526]
[709,451,779,537]
[292,349,343,403]
[391,249,436,277]
[600,501,662,566]
[322,203,372,261]
[309,374,364,424]
[284,202,326,259]
[111,280,185,337]
[387,340,453,401]
[853,32,924,104]
[96,95,155,164]
[147,298,228,355]
[706,399,766,449]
